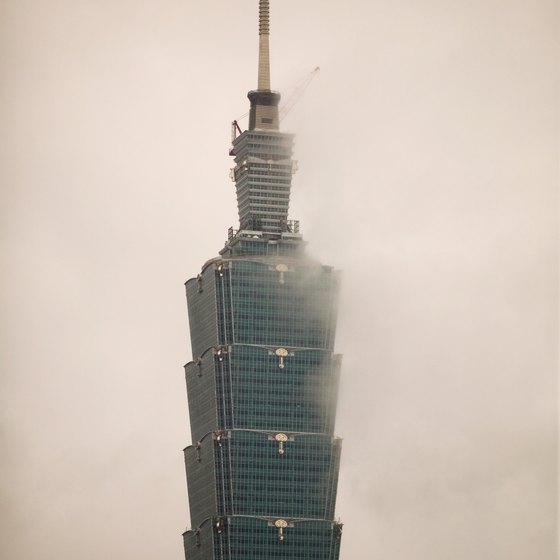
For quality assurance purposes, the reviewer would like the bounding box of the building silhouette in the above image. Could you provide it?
[182,2,343,558]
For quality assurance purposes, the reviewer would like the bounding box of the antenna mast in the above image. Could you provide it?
[258,0,271,90]
[248,0,280,131]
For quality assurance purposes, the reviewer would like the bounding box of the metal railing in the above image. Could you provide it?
[227,219,300,242]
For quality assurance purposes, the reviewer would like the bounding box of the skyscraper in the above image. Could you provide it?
[182,2,343,559]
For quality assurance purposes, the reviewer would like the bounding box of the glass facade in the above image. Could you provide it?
[183,231,343,559]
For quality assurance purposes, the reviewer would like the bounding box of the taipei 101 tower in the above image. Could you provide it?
[182,2,343,558]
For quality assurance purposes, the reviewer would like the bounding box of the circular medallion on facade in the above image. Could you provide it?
[275,347,288,357]
[275,433,288,442]
[275,264,288,272]
[275,519,288,528]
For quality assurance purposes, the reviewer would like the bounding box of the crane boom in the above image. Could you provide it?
[279,66,320,121]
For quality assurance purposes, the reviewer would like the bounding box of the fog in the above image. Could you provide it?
[1,1,558,559]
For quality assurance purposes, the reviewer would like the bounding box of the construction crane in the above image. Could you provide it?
[231,120,243,146]
[279,66,320,121]
[229,66,320,154]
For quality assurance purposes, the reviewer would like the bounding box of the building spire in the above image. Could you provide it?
[257,0,271,90]
[248,0,280,131]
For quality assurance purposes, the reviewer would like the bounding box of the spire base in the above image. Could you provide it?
[248,90,281,130]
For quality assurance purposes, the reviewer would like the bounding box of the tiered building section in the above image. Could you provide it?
[232,131,296,234]
[182,2,343,559]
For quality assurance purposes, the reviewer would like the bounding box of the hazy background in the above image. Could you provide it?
[1,1,558,559]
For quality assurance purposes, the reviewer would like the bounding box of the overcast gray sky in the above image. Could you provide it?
[1,1,559,559]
